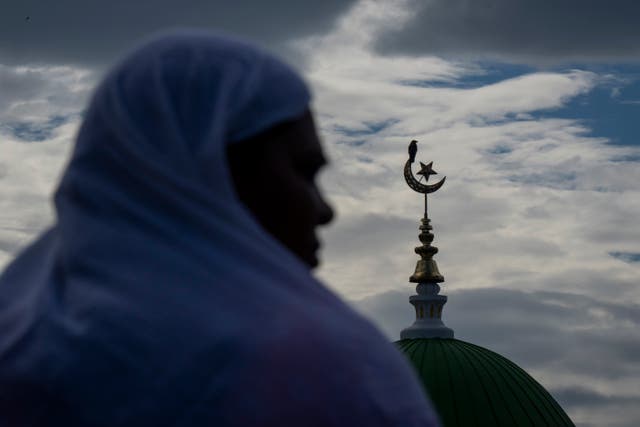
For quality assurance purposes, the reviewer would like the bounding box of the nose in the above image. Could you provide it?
[317,193,334,226]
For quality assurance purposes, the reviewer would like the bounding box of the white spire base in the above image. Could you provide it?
[400,283,454,339]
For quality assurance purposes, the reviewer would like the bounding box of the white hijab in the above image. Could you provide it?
[0,30,440,426]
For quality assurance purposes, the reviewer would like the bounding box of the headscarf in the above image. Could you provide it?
[0,30,440,426]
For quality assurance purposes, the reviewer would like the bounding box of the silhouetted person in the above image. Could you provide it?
[0,30,440,426]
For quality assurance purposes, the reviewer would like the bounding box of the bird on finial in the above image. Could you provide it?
[408,140,418,163]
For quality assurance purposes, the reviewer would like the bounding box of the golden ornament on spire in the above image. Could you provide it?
[403,140,445,283]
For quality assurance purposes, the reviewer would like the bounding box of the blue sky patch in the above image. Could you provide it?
[528,64,640,149]
[336,139,367,147]
[1,115,70,142]
[397,63,534,89]
[487,144,513,155]
[333,118,399,138]
[609,251,640,263]
[610,153,640,162]
[402,61,640,153]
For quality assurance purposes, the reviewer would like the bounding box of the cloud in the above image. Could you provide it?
[0,64,94,123]
[299,1,640,308]
[374,0,640,65]
[0,0,358,67]
[0,65,81,266]
[552,386,636,408]
[0,124,74,267]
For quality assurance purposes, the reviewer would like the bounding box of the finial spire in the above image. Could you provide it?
[401,140,453,339]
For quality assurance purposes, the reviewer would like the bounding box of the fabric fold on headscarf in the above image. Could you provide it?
[0,29,440,426]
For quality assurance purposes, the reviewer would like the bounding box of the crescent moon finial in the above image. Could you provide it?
[401,140,452,339]
[403,140,446,194]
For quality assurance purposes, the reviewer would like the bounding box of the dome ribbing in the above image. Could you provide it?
[397,339,574,427]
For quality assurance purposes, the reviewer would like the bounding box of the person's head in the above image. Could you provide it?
[227,109,334,268]
[55,29,334,278]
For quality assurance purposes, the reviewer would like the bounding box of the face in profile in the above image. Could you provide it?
[227,110,334,268]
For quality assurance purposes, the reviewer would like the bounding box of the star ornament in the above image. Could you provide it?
[417,161,438,181]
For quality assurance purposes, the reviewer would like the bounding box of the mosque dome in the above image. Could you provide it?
[396,338,574,426]
[395,149,574,426]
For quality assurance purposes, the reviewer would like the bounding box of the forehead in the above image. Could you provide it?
[284,112,324,159]
[228,110,326,166]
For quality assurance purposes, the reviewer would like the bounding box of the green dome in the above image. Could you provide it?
[396,338,574,427]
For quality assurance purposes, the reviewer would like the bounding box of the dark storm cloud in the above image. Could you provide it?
[0,0,358,66]
[375,0,640,64]
[0,65,51,103]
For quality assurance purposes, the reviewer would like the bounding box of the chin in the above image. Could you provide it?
[288,240,320,268]
[306,253,319,269]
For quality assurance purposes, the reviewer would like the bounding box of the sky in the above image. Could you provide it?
[1,1,640,425]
